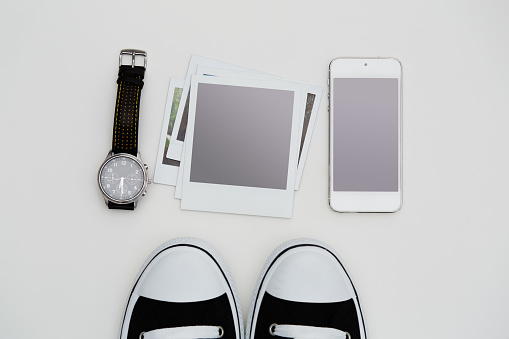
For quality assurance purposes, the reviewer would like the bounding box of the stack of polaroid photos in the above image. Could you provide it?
[154,55,323,218]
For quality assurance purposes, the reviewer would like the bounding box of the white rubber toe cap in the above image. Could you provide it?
[265,246,355,303]
[136,246,227,302]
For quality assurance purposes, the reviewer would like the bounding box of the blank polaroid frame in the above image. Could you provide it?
[175,66,300,198]
[166,55,265,162]
[193,65,323,190]
[173,65,310,198]
[153,78,184,186]
[180,75,306,218]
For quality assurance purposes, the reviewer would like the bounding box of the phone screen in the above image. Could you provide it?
[332,78,399,192]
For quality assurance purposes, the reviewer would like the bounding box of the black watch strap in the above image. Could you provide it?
[112,50,146,156]
[108,201,135,210]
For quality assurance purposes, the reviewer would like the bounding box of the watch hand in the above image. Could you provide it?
[119,177,125,195]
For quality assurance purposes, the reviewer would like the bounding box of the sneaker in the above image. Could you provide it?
[119,238,243,339]
[246,239,367,339]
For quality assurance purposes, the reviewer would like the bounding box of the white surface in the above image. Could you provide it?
[0,1,508,338]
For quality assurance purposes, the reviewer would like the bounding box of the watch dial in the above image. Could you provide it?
[99,156,145,202]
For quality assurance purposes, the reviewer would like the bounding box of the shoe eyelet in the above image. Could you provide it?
[218,326,224,338]
[345,331,351,339]
[139,331,145,339]
[269,323,277,336]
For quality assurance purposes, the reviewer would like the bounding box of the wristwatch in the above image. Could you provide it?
[98,49,150,210]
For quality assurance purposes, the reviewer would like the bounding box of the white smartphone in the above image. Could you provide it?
[329,58,402,212]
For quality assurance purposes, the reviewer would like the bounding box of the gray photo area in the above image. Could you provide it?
[333,78,399,192]
[190,83,295,190]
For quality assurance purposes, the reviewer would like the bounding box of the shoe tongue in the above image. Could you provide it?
[196,294,238,339]
[127,294,237,339]
[256,293,360,337]
[262,293,343,326]
[329,298,362,339]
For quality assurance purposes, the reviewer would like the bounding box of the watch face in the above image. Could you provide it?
[98,154,146,203]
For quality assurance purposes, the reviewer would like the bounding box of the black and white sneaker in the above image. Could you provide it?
[119,238,243,339]
[246,239,367,339]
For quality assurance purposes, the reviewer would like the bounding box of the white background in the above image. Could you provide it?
[1,1,508,338]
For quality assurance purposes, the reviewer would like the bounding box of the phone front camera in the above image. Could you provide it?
[364,63,367,66]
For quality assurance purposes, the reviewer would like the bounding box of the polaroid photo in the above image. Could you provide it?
[193,66,323,190]
[165,55,267,162]
[174,66,308,198]
[295,84,323,189]
[153,78,185,186]
[179,75,307,218]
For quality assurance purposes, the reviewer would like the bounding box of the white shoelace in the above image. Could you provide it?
[269,324,350,339]
[140,325,224,339]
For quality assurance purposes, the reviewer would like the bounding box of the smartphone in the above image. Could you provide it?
[329,58,402,212]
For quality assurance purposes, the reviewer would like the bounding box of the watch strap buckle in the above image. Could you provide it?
[119,49,147,68]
